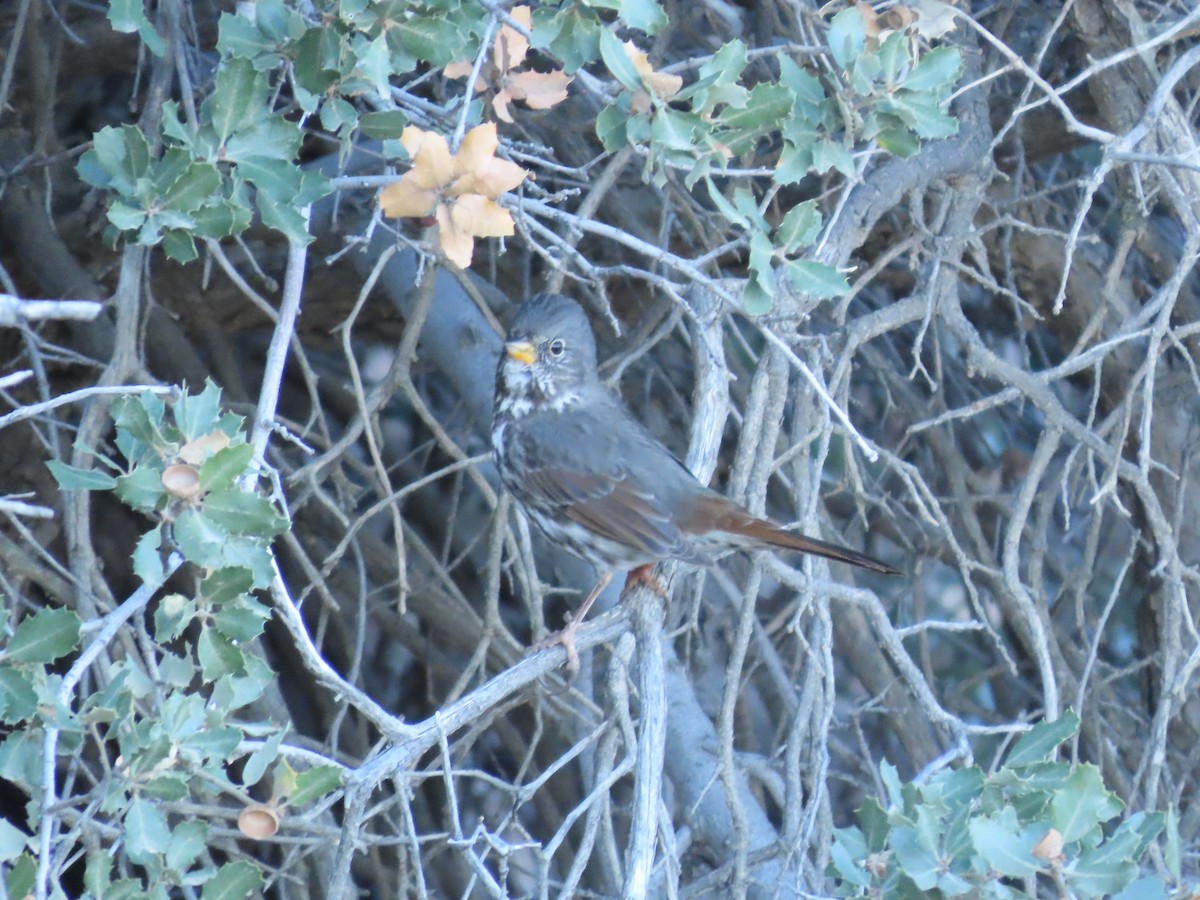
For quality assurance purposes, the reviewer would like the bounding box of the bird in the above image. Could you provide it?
[492,293,899,673]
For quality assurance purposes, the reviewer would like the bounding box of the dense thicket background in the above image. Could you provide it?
[1,0,1199,897]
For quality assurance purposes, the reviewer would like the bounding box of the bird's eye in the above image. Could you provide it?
[547,339,566,358]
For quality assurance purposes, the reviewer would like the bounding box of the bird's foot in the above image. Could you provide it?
[529,619,582,678]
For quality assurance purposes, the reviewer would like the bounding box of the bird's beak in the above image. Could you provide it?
[505,340,536,366]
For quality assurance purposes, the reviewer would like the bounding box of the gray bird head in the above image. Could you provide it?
[496,294,600,414]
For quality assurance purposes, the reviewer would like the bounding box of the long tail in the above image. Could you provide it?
[721,509,901,575]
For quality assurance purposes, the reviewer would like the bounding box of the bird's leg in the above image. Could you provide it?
[621,564,667,598]
[531,570,613,676]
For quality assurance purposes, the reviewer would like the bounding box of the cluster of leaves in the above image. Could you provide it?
[378,122,529,267]
[0,384,339,897]
[596,4,963,311]
[831,712,1178,898]
[446,6,573,124]
[83,0,656,263]
[88,0,962,312]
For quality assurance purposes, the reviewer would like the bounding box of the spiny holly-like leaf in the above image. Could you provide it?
[902,46,963,93]
[46,460,118,491]
[4,608,81,665]
[200,860,263,900]
[1007,712,1079,768]
[827,6,867,70]
[785,259,849,299]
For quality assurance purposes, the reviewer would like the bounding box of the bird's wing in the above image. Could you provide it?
[511,402,707,562]
[519,465,697,561]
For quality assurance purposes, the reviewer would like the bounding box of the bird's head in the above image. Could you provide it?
[496,294,599,415]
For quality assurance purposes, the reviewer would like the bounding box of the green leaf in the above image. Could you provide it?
[46,460,118,491]
[775,137,814,185]
[0,669,38,723]
[159,161,222,212]
[256,189,314,244]
[615,0,667,34]
[197,625,246,681]
[651,108,700,153]
[107,0,164,56]
[191,200,253,239]
[748,230,775,290]
[530,6,593,67]
[216,12,271,61]
[885,91,959,139]
[241,731,285,788]
[106,878,148,900]
[880,760,904,811]
[717,82,793,135]
[141,774,189,801]
[392,16,461,66]
[1050,765,1123,844]
[201,568,255,605]
[1007,712,1079,768]
[133,527,167,589]
[166,820,208,875]
[826,7,866,70]
[5,854,35,899]
[740,277,773,316]
[293,26,344,96]
[1066,828,1141,898]
[812,139,855,177]
[968,808,1041,878]
[224,117,303,164]
[174,381,223,440]
[113,393,171,451]
[599,27,643,93]
[287,765,344,806]
[357,29,410,85]
[830,827,871,887]
[776,200,821,253]
[903,46,963,94]
[1113,877,1169,900]
[211,666,270,711]
[877,125,920,158]
[201,860,263,900]
[154,593,196,642]
[778,54,830,124]
[212,600,271,643]
[358,110,409,140]
[210,58,268,143]
[890,826,939,890]
[198,444,256,493]
[784,259,849,299]
[162,230,199,263]
[158,651,194,688]
[173,508,230,570]
[857,796,890,851]
[1164,804,1180,881]
[5,607,80,664]
[124,797,170,864]
[596,102,631,151]
[704,178,747,228]
[115,464,165,512]
[108,201,148,232]
[219,541,276,589]
[252,0,305,44]
[180,726,242,761]
[877,31,909,84]
[93,125,152,196]
[85,851,111,896]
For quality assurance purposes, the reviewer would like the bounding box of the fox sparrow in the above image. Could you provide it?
[492,293,899,672]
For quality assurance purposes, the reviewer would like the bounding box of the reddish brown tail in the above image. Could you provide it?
[722,510,901,575]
